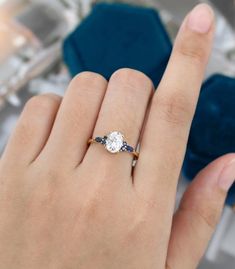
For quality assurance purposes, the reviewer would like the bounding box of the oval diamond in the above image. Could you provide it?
[105,131,124,153]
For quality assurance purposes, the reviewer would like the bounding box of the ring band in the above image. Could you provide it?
[88,131,139,159]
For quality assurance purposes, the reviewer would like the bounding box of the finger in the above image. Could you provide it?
[135,4,215,208]
[2,94,61,166]
[38,72,107,168]
[166,154,235,269]
[84,68,153,177]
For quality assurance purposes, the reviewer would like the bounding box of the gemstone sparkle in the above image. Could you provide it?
[105,131,124,153]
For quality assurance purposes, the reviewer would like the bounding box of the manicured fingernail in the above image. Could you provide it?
[218,159,235,191]
[187,4,214,34]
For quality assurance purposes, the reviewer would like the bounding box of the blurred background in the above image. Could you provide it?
[0,0,234,268]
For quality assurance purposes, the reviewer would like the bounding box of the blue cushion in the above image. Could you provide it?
[183,74,235,206]
[63,2,172,87]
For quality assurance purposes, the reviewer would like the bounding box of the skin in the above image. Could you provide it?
[0,4,234,269]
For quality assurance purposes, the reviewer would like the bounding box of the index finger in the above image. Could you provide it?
[135,4,215,210]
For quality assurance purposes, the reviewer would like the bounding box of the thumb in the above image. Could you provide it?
[166,153,235,269]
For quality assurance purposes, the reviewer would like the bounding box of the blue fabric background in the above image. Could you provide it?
[183,74,235,206]
[63,3,235,206]
[63,2,172,87]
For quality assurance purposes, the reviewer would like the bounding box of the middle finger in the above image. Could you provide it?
[84,68,153,178]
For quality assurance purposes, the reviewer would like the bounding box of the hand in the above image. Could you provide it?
[0,4,234,269]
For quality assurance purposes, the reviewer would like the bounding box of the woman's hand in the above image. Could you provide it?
[0,4,234,269]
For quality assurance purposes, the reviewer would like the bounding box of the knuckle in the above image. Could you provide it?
[27,178,60,218]
[43,167,60,183]
[83,196,100,220]
[69,72,107,102]
[81,189,104,222]
[175,41,206,65]
[17,94,60,146]
[180,204,218,231]
[14,121,34,146]
[35,169,60,200]
[198,211,218,230]
[25,94,60,112]
[165,264,173,269]
[71,71,107,89]
[153,92,193,125]
[111,68,153,95]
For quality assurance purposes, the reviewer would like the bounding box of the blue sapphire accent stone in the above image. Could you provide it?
[101,139,106,145]
[95,137,103,143]
[126,145,134,152]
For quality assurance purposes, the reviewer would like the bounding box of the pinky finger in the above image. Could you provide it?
[166,154,235,269]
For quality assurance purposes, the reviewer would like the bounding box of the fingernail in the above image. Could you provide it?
[187,4,214,34]
[218,159,235,191]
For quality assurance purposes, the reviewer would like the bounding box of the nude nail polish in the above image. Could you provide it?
[187,4,214,34]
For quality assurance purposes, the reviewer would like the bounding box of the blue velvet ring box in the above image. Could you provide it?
[183,75,235,206]
[63,3,234,205]
[63,2,172,87]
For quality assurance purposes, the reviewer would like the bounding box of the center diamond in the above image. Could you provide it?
[105,131,124,153]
